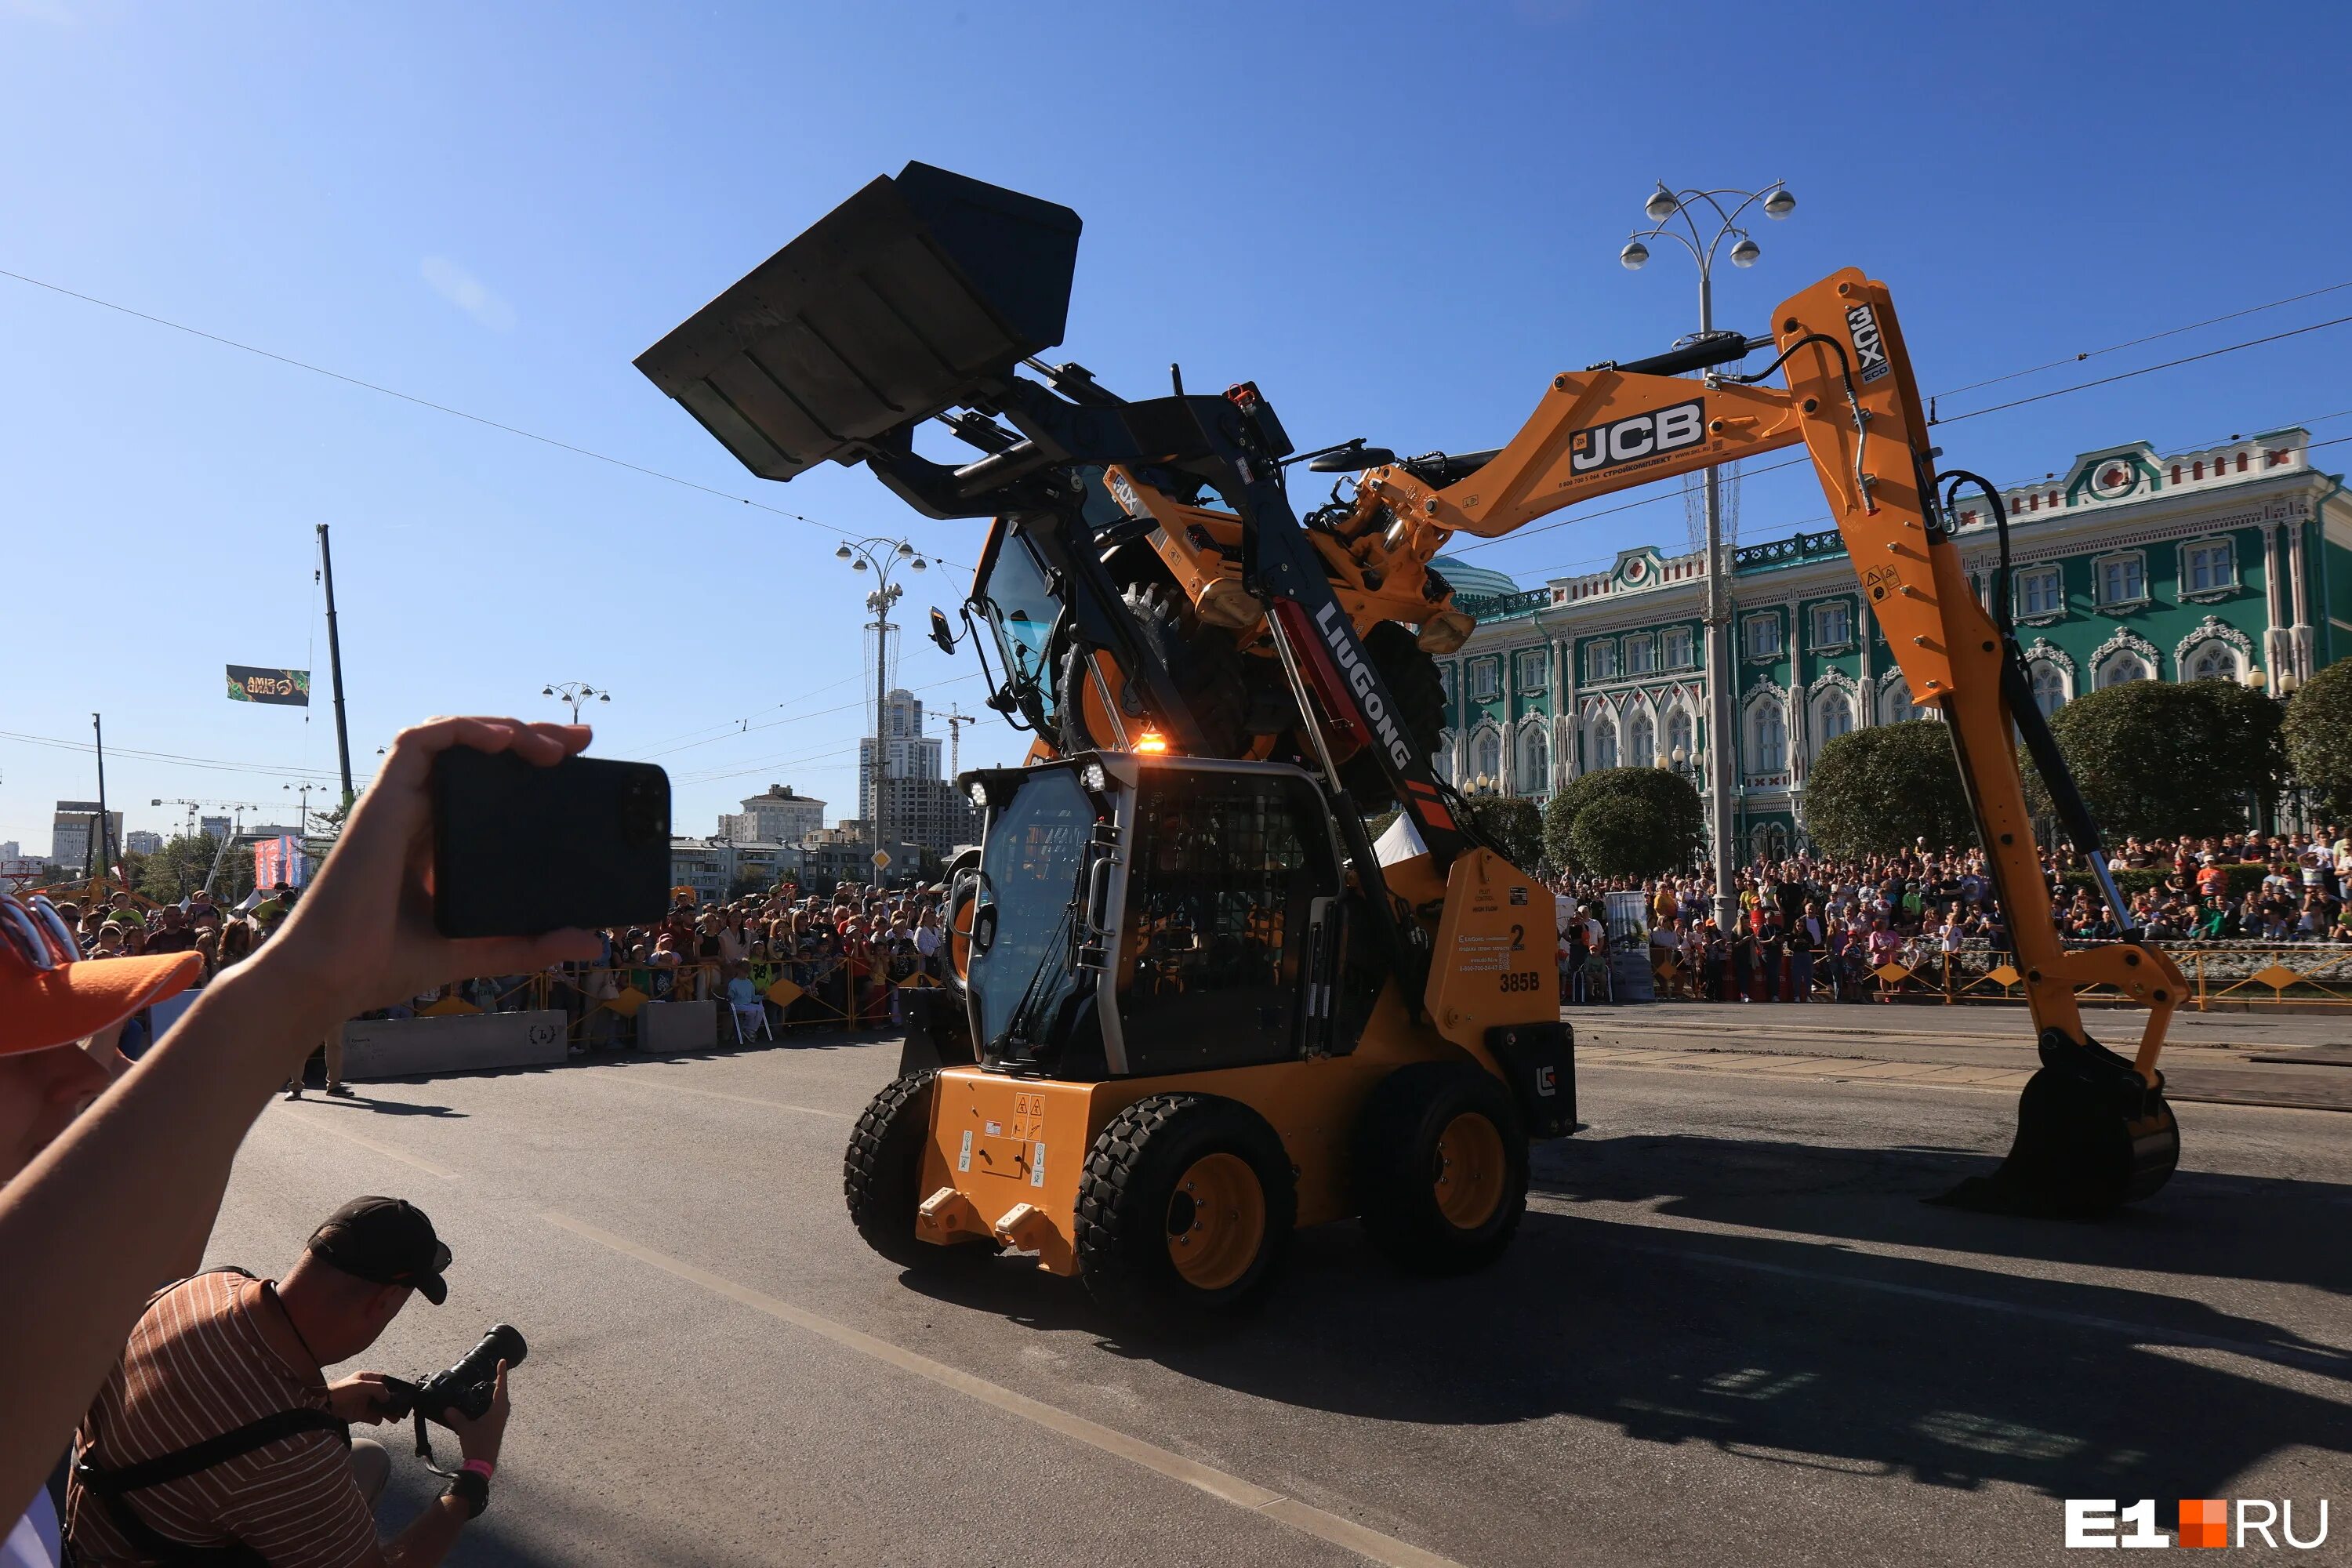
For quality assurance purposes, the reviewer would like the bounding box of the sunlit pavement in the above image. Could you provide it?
[211,1027,2352,1566]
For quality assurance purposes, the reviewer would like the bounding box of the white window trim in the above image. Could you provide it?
[1662,626,1697,670]
[1622,632,1657,675]
[2176,535,2241,603]
[2092,549,2150,612]
[1807,599,1856,652]
[1741,612,1784,662]
[2013,563,2067,625]
[1468,657,1500,702]
[1584,641,1620,681]
[1515,647,1549,691]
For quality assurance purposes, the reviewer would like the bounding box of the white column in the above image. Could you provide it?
[2288,516,2314,681]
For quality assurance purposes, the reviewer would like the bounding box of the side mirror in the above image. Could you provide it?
[929,608,958,655]
[1306,441,1398,473]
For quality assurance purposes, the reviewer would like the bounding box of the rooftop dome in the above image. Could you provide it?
[1430,555,1522,601]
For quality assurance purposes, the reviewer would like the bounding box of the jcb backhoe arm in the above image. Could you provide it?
[1343,267,2181,1213]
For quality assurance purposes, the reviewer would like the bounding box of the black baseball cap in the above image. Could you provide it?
[306,1196,451,1305]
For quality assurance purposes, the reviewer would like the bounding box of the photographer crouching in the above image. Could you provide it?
[65,1197,510,1567]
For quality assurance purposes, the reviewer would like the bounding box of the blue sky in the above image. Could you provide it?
[5,0,2349,853]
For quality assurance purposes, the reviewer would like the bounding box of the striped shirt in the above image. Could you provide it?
[65,1272,377,1567]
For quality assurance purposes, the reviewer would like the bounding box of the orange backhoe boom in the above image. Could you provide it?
[1360,267,2185,1091]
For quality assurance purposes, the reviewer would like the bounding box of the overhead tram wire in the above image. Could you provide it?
[0,266,970,577]
[633,674,983,763]
[0,728,338,783]
[626,669,872,757]
[1930,278,2352,400]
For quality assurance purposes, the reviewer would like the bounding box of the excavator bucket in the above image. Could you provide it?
[635,162,1081,481]
[1932,1032,2180,1216]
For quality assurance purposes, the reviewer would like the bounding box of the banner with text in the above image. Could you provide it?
[226,666,310,706]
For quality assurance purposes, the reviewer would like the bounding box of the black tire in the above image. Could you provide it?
[1058,581,1247,758]
[1074,1093,1295,1323]
[1335,622,1446,811]
[843,1073,996,1270]
[1355,1062,1528,1276]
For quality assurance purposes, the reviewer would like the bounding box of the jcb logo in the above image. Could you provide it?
[1845,303,1892,383]
[2065,1498,2328,1548]
[1568,399,1704,476]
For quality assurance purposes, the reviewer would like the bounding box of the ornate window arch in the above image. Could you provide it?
[1515,716,1551,794]
[1470,721,1503,789]
[1879,677,1934,724]
[1582,700,1620,771]
[1810,686,1855,747]
[1624,697,1658,771]
[2091,627,2161,690]
[1746,690,1788,773]
[2175,614,2253,684]
[1435,728,1459,786]
[1664,704,1695,767]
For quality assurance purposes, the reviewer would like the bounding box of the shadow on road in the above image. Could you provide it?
[1533,1130,2352,1296]
[902,1132,2352,1502]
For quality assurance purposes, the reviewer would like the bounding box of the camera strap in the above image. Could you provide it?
[72,1409,350,1567]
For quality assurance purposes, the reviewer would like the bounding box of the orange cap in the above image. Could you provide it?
[2,946,203,1057]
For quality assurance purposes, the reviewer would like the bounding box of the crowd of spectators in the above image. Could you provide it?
[1548,826,2352,1005]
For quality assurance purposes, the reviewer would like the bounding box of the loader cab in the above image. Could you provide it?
[969,517,1066,736]
[959,753,1381,1080]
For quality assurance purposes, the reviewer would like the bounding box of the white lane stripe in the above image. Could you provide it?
[541,1210,1466,1568]
[270,1106,459,1178]
[567,1069,853,1120]
[1599,1235,2352,1377]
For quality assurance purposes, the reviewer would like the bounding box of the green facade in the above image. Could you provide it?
[1436,429,2350,858]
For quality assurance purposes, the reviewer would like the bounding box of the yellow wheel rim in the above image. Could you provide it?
[1165,1152,1266,1290]
[1433,1112,1506,1230]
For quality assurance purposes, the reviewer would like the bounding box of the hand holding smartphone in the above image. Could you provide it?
[431,747,673,937]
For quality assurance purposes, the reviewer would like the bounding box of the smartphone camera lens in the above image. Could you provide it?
[622,774,670,844]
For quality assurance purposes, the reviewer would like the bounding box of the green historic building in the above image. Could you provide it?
[1436,427,2351,858]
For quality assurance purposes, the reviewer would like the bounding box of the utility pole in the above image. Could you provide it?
[1620,179,1797,932]
[317,524,356,809]
[91,713,118,884]
[837,537,930,886]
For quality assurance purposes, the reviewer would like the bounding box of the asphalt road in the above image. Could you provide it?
[205,1016,2352,1566]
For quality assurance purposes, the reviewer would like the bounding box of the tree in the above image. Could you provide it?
[1802,721,1976,859]
[1541,767,1704,878]
[2284,661,2352,818]
[2030,678,2283,841]
[1463,797,1544,872]
[135,833,225,904]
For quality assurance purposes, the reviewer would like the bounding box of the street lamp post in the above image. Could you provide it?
[1620,179,1795,931]
[543,682,612,724]
[836,537,930,886]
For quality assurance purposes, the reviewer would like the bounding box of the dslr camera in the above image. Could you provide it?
[383,1323,528,1428]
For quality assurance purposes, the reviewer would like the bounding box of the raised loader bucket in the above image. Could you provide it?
[1932,1030,2180,1216]
[635,162,1081,481]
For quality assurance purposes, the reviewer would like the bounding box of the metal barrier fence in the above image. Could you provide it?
[1646,942,2352,1010]
[386,956,948,1048]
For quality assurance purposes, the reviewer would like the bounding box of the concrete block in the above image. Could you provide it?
[339,1010,568,1080]
[640,999,717,1052]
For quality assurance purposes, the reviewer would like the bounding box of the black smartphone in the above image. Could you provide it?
[431,746,672,938]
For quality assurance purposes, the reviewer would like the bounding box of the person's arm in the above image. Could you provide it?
[0,720,599,1523]
[378,1362,510,1568]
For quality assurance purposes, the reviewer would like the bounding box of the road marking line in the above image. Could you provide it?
[540,1211,1465,1568]
[1602,1236,2352,1377]
[567,1069,853,1120]
[270,1108,459,1179]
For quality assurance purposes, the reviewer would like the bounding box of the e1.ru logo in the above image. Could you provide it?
[2066,1498,2329,1548]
